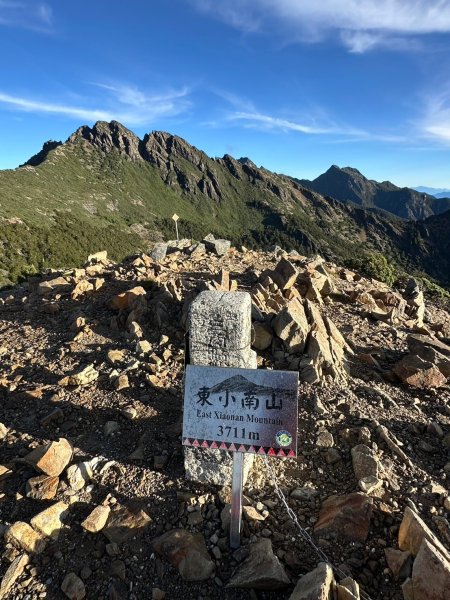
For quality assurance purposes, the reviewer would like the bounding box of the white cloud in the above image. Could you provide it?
[226,109,407,143]
[421,91,450,142]
[191,0,450,52]
[0,84,191,126]
[0,1,53,31]
[228,111,340,134]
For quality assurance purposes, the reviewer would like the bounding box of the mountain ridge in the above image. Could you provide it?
[0,120,449,288]
[299,165,450,220]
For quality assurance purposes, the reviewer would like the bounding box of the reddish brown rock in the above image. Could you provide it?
[314,493,373,542]
[393,354,447,389]
[22,438,73,477]
[103,503,151,544]
[26,474,59,500]
[153,529,214,582]
[110,286,146,311]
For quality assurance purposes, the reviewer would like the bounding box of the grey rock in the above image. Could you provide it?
[150,243,167,262]
[351,444,380,481]
[228,538,290,590]
[204,238,231,256]
[61,572,86,600]
[289,562,334,599]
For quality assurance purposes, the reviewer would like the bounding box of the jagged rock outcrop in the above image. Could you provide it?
[67,120,142,160]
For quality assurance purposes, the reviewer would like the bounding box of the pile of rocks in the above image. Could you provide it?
[251,256,352,383]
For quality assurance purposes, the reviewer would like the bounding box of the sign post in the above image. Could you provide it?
[172,213,179,241]
[183,364,298,548]
[230,452,244,548]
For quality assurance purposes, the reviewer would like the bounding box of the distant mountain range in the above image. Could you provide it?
[414,186,450,199]
[299,165,450,220]
[0,121,449,288]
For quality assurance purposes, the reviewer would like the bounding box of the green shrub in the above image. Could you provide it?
[353,252,397,286]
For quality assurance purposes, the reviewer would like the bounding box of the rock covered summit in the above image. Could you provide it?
[0,236,449,599]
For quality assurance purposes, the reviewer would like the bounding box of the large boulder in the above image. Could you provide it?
[393,354,447,389]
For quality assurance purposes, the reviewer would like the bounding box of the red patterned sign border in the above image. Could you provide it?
[182,437,296,457]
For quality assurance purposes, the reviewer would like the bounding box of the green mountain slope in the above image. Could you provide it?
[0,121,448,288]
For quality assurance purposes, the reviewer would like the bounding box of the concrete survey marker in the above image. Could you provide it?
[183,365,298,457]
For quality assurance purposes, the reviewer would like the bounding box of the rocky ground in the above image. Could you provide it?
[0,237,449,600]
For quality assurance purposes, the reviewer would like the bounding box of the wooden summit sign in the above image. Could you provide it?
[183,365,298,457]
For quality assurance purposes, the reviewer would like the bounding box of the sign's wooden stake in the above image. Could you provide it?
[230,452,244,549]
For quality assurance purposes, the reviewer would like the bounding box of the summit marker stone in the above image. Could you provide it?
[184,291,256,485]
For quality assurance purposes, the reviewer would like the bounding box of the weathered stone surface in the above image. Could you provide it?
[271,258,298,290]
[273,298,309,353]
[351,444,380,481]
[204,238,231,256]
[393,354,447,388]
[403,278,425,327]
[228,539,290,590]
[38,276,71,296]
[26,474,59,500]
[288,562,333,599]
[411,539,450,600]
[65,364,99,386]
[336,576,360,600]
[398,506,449,558]
[22,438,73,477]
[110,286,146,311]
[5,522,46,554]
[81,505,110,533]
[150,243,168,262]
[153,529,215,581]
[0,553,29,599]
[407,333,450,357]
[103,504,151,544]
[358,476,383,494]
[407,334,450,378]
[384,547,413,580]
[30,501,68,540]
[314,493,373,542]
[61,572,86,600]
[185,291,255,485]
[252,321,273,350]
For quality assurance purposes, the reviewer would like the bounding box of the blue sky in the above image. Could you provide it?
[1,1,450,187]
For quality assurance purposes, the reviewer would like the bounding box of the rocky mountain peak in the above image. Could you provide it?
[301,164,450,220]
[23,139,63,167]
[67,120,142,160]
[143,131,206,167]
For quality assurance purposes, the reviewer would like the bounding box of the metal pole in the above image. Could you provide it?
[175,220,179,241]
[230,452,244,549]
